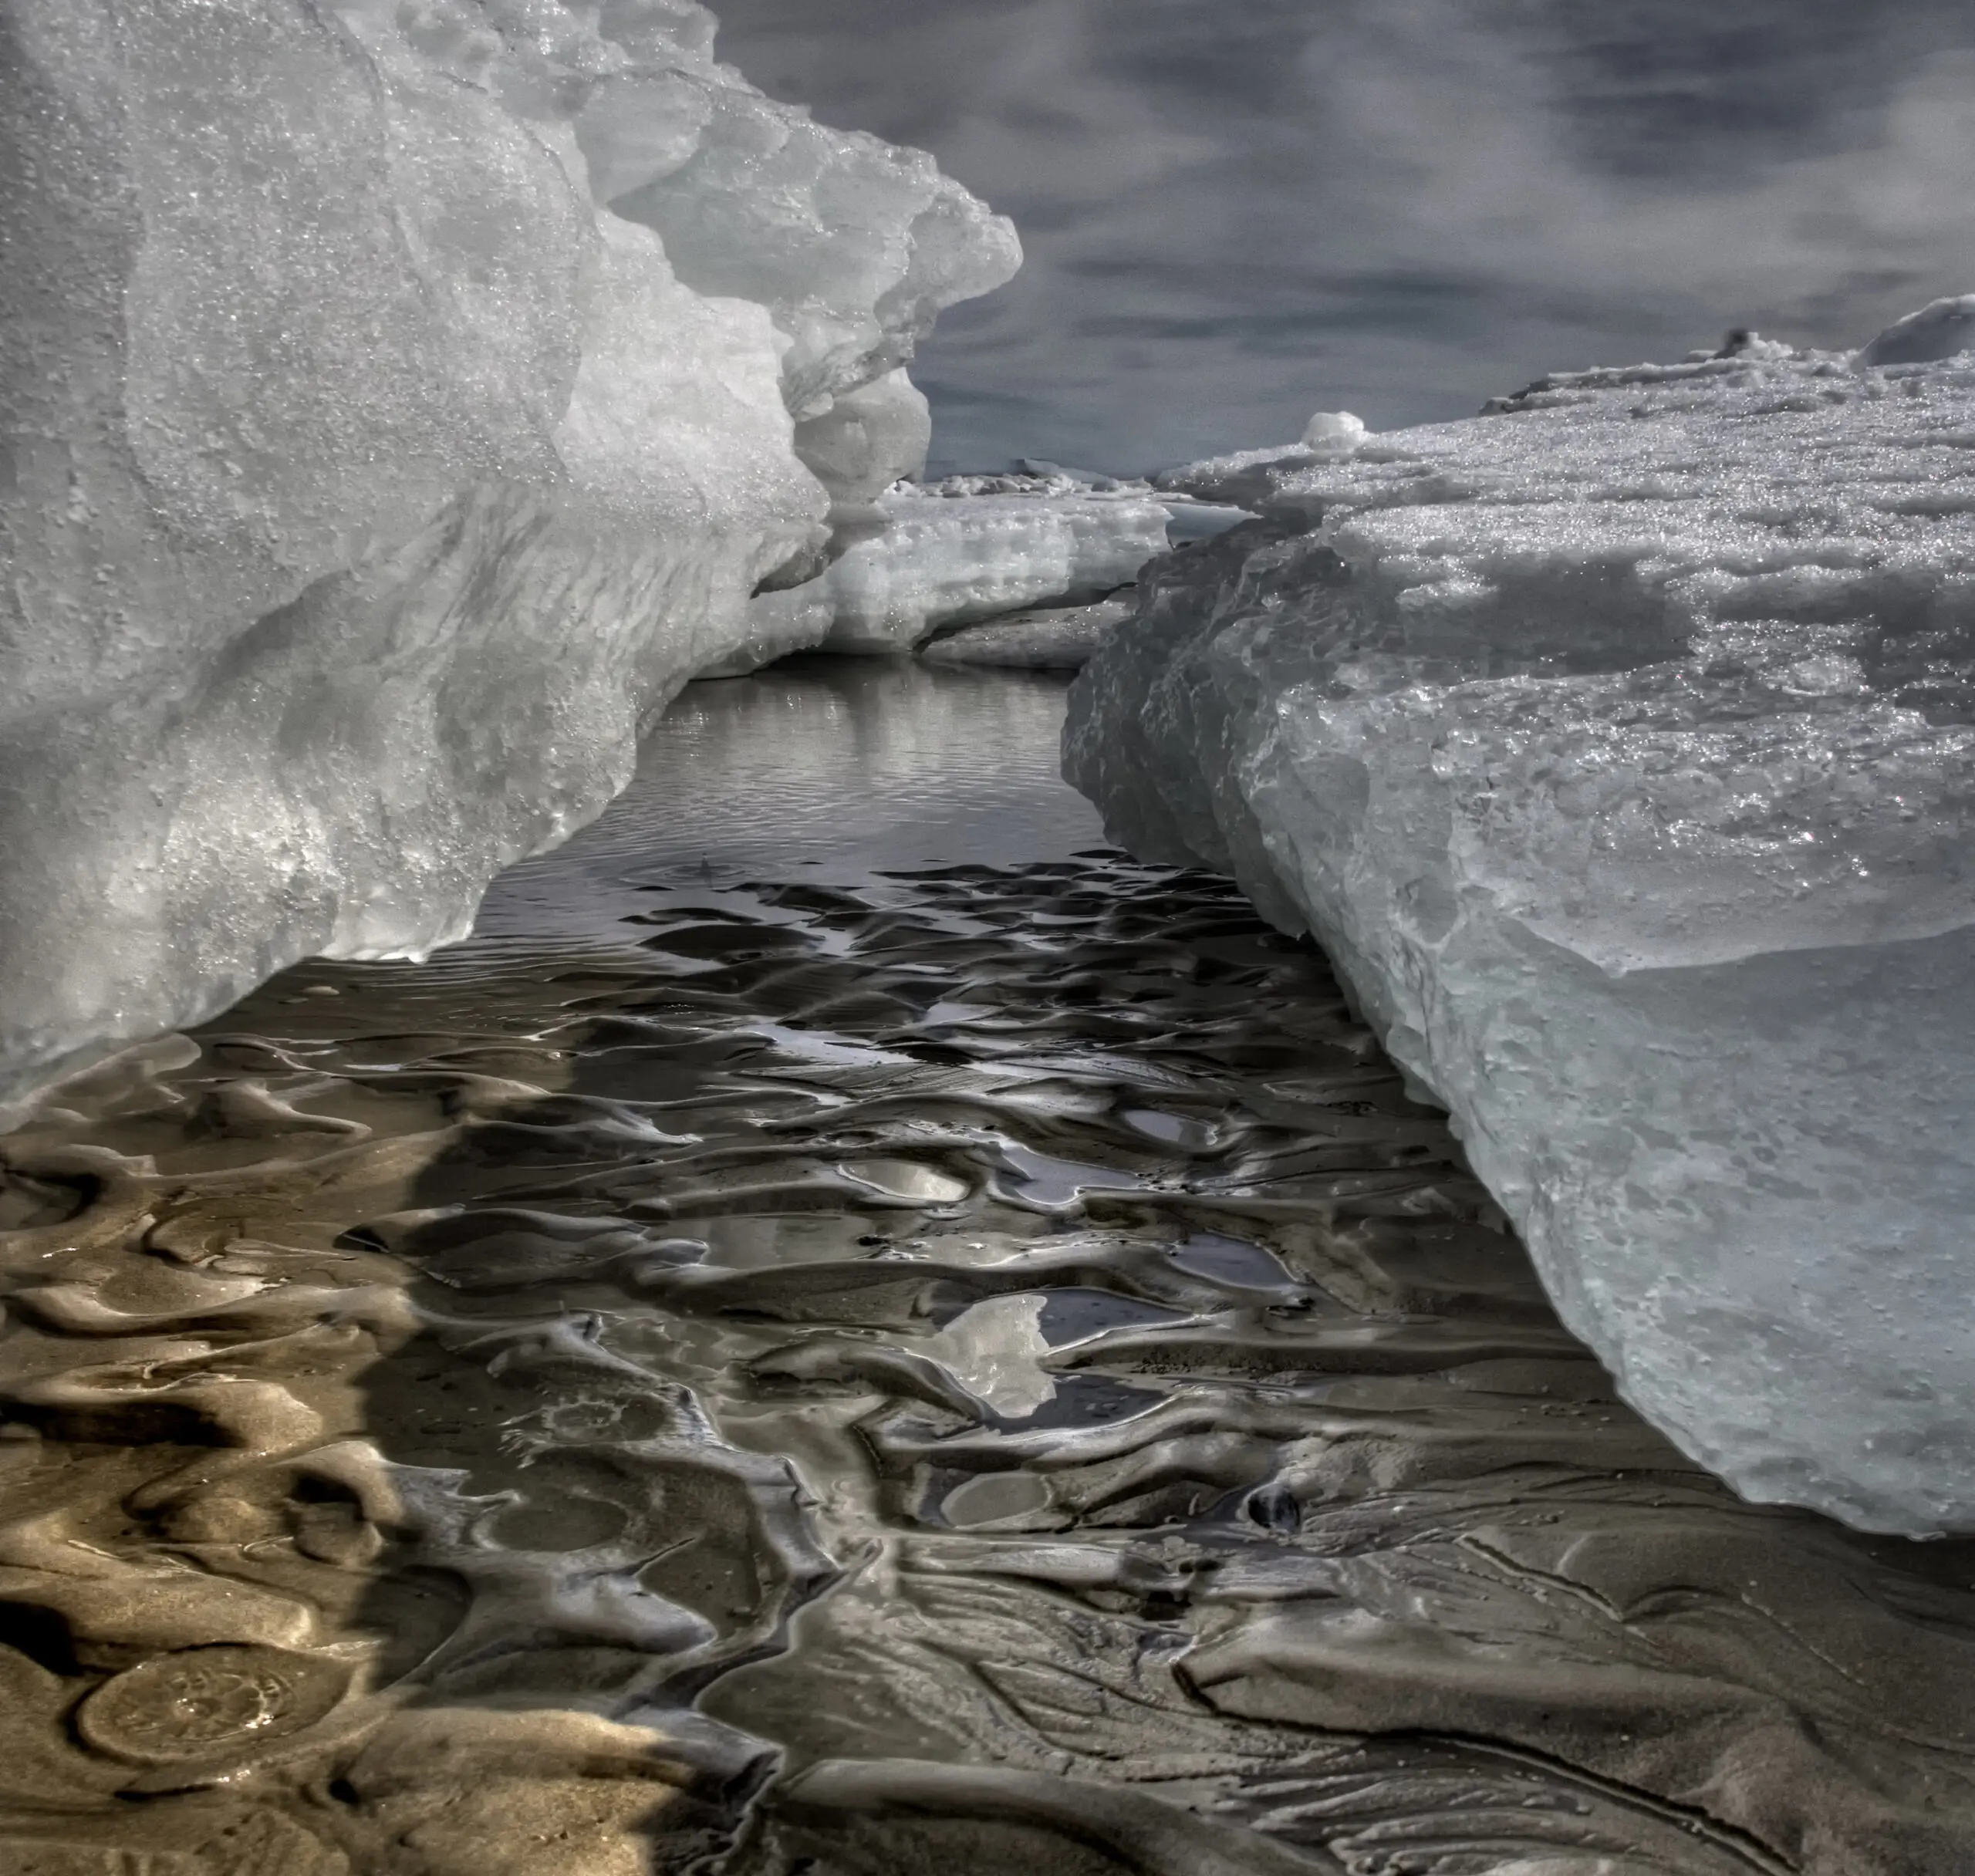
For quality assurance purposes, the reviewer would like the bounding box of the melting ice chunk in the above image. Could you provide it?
[1067,315,1975,1535]
[1300,410,1368,454]
[0,0,1018,1113]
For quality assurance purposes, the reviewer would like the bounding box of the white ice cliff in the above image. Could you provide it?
[0,0,1018,1107]
[1066,323,1975,1535]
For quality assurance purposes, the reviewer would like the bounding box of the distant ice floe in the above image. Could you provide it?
[921,595,1139,671]
[818,479,1173,656]
[1068,309,1975,1535]
[701,472,1185,673]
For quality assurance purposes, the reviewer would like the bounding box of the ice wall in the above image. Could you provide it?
[0,0,1018,1108]
[1067,326,1975,1534]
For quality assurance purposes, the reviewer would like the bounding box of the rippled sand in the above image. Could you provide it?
[1,665,1971,1874]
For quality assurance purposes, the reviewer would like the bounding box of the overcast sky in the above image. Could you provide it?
[709,0,1975,475]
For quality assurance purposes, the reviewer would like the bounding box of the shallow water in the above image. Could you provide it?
[1,662,1973,1874]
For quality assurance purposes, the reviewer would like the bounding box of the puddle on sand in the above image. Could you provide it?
[2,666,1974,1874]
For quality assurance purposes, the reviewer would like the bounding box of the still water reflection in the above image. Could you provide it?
[480,660,1104,938]
[0,666,1970,1875]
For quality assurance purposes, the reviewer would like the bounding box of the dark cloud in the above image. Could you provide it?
[710,0,1975,473]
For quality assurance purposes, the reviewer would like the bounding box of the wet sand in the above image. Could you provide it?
[0,663,1971,1874]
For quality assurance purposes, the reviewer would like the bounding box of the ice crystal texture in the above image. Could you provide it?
[0,0,1016,1106]
[1067,330,1975,1534]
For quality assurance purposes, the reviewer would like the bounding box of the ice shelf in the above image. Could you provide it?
[1067,322,1975,1534]
[0,0,1017,1108]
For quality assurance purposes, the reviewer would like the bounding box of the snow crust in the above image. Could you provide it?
[0,0,1016,1107]
[1067,336,1975,1534]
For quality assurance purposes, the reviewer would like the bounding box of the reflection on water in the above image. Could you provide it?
[0,669,1973,1874]
[479,660,1104,939]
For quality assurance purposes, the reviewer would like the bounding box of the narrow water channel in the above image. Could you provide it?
[0,663,1970,1876]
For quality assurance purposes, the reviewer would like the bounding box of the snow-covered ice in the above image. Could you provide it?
[1859,295,1975,369]
[1067,326,1975,1534]
[0,0,1016,1108]
[1157,410,1370,512]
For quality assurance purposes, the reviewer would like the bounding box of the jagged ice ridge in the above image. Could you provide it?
[0,0,1018,1108]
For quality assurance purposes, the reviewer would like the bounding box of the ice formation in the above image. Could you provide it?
[920,593,1137,670]
[1859,295,1975,368]
[0,0,1017,1108]
[792,369,934,518]
[1068,326,1975,1534]
[812,478,1172,655]
[1160,410,1372,512]
[692,477,1170,675]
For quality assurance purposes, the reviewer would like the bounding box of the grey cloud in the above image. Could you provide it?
[711,0,1975,473]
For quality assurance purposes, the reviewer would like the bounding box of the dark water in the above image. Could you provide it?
[0,662,1972,1875]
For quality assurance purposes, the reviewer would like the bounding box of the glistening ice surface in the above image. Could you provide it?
[0,0,1017,1107]
[2,667,1973,1874]
[1069,338,1975,1536]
